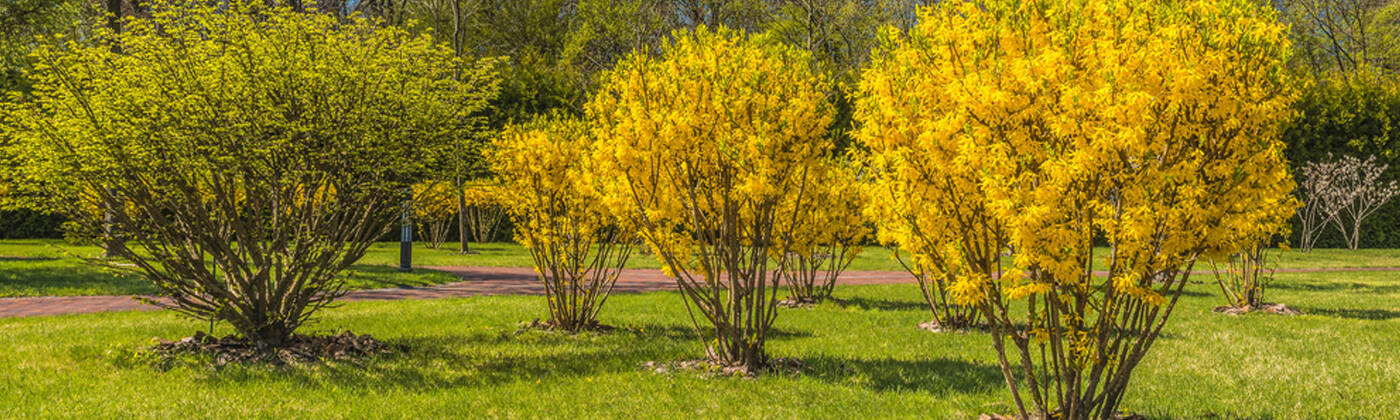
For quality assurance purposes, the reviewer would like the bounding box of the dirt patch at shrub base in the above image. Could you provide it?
[641,357,805,377]
[1213,303,1301,316]
[979,412,1147,420]
[918,319,992,333]
[777,296,846,308]
[514,318,617,334]
[150,331,397,365]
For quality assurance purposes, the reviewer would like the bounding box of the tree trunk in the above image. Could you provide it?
[247,321,294,350]
[1351,222,1361,250]
[456,177,471,254]
[101,2,129,260]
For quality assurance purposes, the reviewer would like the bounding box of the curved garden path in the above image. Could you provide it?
[2,265,1398,318]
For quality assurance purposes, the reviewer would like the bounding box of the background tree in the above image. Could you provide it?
[1283,71,1400,247]
[1274,1,1400,248]
[0,0,94,237]
[1296,159,1341,251]
[493,115,632,332]
[1317,154,1400,249]
[1275,0,1400,73]
[1,0,91,94]
[2,0,499,348]
[563,0,678,94]
[589,27,832,372]
[858,1,1298,418]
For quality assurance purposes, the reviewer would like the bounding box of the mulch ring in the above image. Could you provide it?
[776,296,846,309]
[1213,303,1302,316]
[514,318,617,334]
[918,319,993,333]
[151,331,399,366]
[642,357,805,377]
[979,412,1147,420]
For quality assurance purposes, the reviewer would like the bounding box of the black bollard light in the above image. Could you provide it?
[399,191,413,272]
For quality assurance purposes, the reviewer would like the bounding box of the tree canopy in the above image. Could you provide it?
[2,0,499,346]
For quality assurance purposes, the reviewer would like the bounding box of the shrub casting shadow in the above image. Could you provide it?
[342,265,451,289]
[608,322,813,342]
[1271,281,1400,295]
[184,330,686,391]
[179,321,815,390]
[803,356,1004,395]
[834,296,926,312]
[1292,306,1400,320]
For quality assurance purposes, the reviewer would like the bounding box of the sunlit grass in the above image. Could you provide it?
[0,240,456,297]
[1,269,1397,418]
[4,239,1400,298]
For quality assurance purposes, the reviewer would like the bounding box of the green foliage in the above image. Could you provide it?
[1285,71,1400,247]
[0,0,89,94]
[1276,0,1400,74]
[0,209,63,239]
[2,0,499,345]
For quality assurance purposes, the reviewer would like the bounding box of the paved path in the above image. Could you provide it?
[2,265,1398,318]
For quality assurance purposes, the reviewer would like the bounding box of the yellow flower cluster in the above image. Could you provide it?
[413,182,458,222]
[857,0,1298,415]
[776,158,870,257]
[857,0,1298,308]
[588,26,833,268]
[491,116,615,250]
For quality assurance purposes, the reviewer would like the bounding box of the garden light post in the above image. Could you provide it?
[400,190,413,272]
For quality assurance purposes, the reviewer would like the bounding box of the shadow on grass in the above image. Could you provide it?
[1176,289,1212,298]
[612,322,813,342]
[0,256,59,262]
[0,260,153,296]
[180,330,688,391]
[1271,281,1400,295]
[1293,306,1400,320]
[341,265,456,290]
[832,296,926,312]
[171,320,820,391]
[803,356,1004,395]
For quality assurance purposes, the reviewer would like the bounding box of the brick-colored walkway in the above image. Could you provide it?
[2,265,1397,318]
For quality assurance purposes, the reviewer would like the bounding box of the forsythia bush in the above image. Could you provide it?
[414,182,458,249]
[856,0,1297,418]
[777,158,869,304]
[460,182,510,243]
[589,26,832,371]
[493,115,632,332]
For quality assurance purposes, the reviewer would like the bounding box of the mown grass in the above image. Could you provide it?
[0,240,457,297]
[362,241,1400,272]
[5,239,1400,297]
[1,268,1397,418]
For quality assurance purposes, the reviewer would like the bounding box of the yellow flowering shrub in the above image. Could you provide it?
[776,158,869,304]
[413,182,458,249]
[492,115,632,332]
[856,0,1297,418]
[588,26,833,371]
[460,182,510,243]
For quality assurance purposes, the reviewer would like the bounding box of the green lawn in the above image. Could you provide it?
[361,241,1400,272]
[4,239,1400,297]
[0,240,457,297]
[1,268,1397,418]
